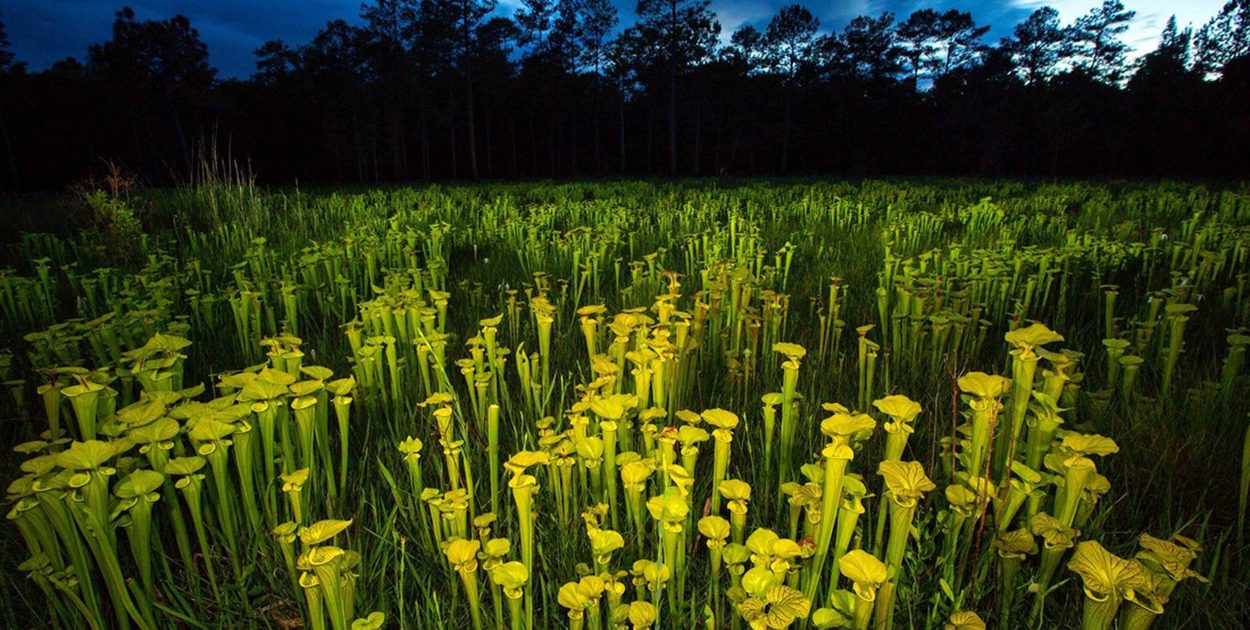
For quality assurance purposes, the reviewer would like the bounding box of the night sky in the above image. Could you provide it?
[1,0,1230,79]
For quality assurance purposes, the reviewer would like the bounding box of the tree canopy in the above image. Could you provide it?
[0,1,1248,189]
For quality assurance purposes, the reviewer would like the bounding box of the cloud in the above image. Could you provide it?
[704,0,776,34]
[1008,0,1227,59]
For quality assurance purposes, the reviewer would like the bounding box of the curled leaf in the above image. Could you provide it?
[702,408,741,430]
[489,561,529,590]
[945,610,986,630]
[1067,540,1146,601]
[773,343,807,360]
[1004,323,1064,350]
[838,550,887,601]
[350,612,386,630]
[957,372,1009,399]
[872,395,921,422]
[736,585,811,629]
[877,460,936,502]
[299,519,353,546]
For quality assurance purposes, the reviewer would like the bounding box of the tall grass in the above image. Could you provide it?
[1,178,1248,628]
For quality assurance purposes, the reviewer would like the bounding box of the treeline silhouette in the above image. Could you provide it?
[1,1,1248,189]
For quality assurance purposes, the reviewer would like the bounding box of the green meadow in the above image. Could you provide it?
[1,179,1247,629]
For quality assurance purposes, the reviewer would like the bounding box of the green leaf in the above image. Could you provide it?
[677,425,709,445]
[872,395,921,422]
[993,528,1037,558]
[299,519,353,546]
[558,581,591,610]
[589,397,626,420]
[738,585,811,629]
[301,366,335,381]
[1030,513,1079,548]
[505,450,551,472]
[956,372,1009,398]
[589,529,625,555]
[327,377,357,395]
[238,377,290,402]
[718,479,752,501]
[820,413,876,439]
[116,399,166,427]
[628,601,657,627]
[701,408,740,430]
[698,516,731,540]
[1067,540,1146,600]
[350,612,386,630]
[164,456,206,476]
[445,538,481,569]
[646,488,689,524]
[398,436,423,455]
[482,537,512,558]
[838,549,886,599]
[489,561,529,589]
[126,417,181,445]
[945,611,986,630]
[877,461,936,500]
[145,333,192,353]
[773,342,807,360]
[1004,323,1064,349]
[54,440,119,470]
[1061,433,1119,457]
[257,367,297,386]
[289,380,324,397]
[189,417,235,442]
[114,469,164,499]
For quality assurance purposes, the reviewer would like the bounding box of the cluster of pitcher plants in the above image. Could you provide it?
[1,180,1246,628]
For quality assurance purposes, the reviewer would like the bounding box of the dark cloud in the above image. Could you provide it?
[0,0,1218,78]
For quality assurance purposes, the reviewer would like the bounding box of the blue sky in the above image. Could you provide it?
[1,0,1230,78]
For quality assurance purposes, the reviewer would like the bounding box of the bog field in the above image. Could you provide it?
[1,179,1248,630]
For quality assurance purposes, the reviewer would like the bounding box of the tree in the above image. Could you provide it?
[631,0,720,174]
[1126,16,1204,175]
[1134,16,1192,77]
[514,0,582,176]
[8,0,1250,186]
[254,40,299,83]
[574,0,619,173]
[546,1,583,75]
[356,1,419,179]
[604,30,643,173]
[896,9,987,90]
[727,26,765,69]
[88,7,217,179]
[515,0,556,57]
[897,9,942,90]
[89,8,216,95]
[421,0,498,178]
[295,20,374,180]
[1002,7,1068,85]
[469,16,519,177]
[933,10,989,78]
[764,5,819,81]
[0,20,22,189]
[576,0,618,74]
[763,5,818,173]
[1195,0,1250,76]
[0,20,24,74]
[1128,16,1198,92]
[1067,0,1135,83]
[819,13,902,82]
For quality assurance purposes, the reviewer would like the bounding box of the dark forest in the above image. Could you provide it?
[1,0,1248,189]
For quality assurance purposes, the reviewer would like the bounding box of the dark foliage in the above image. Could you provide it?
[1,1,1249,189]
